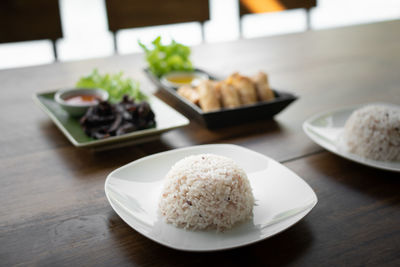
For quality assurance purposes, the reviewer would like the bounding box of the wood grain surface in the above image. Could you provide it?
[0,20,399,266]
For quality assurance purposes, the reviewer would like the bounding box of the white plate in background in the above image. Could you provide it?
[105,144,317,251]
[303,103,400,172]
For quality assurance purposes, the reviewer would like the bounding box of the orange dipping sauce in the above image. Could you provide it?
[64,95,101,106]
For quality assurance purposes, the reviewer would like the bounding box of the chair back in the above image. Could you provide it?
[0,0,63,43]
[105,0,210,32]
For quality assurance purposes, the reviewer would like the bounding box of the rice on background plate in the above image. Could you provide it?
[159,154,255,231]
[341,104,400,161]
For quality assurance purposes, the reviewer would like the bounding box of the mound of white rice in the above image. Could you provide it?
[342,104,400,161]
[159,154,254,231]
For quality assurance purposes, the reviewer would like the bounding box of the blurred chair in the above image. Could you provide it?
[105,0,210,52]
[0,0,63,60]
[239,0,316,34]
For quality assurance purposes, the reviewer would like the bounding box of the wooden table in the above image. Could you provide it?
[1,20,399,266]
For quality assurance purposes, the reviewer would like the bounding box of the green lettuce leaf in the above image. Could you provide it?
[76,69,147,103]
[139,36,193,77]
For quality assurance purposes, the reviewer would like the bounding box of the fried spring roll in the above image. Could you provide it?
[252,71,274,101]
[177,85,200,105]
[197,80,221,112]
[228,73,257,105]
[219,82,241,108]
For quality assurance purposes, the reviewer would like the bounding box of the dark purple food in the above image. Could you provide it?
[80,95,156,139]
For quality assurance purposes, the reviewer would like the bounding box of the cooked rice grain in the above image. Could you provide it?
[159,154,254,231]
[342,105,400,161]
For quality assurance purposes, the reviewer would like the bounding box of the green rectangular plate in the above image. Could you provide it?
[33,91,189,148]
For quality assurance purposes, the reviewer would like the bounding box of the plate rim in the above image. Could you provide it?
[104,144,318,251]
[33,90,189,148]
[302,102,400,172]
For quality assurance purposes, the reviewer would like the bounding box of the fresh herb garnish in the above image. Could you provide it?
[139,36,193,78]
[76,69,147,103]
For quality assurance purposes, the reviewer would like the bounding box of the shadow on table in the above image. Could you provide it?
[38,112,284,180]
[211,118,284,137]
[108,213,314,266]
[38,120,174,177]
[182,117,285,145]
[39,120,72,147]
[306,152,400,204]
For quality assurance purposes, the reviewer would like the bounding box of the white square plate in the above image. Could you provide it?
[105,144,318,251]
[303,103,400,172]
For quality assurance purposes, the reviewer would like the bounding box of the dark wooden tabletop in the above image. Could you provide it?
[1,20,399,266]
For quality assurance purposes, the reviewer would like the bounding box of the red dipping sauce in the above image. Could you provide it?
[64,95,101,106]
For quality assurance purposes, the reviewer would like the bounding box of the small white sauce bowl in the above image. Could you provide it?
[55,88,109,117]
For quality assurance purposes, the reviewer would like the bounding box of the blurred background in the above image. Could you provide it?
[1,0,399,70]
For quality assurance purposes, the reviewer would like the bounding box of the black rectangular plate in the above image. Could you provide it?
[144,68,298,128]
